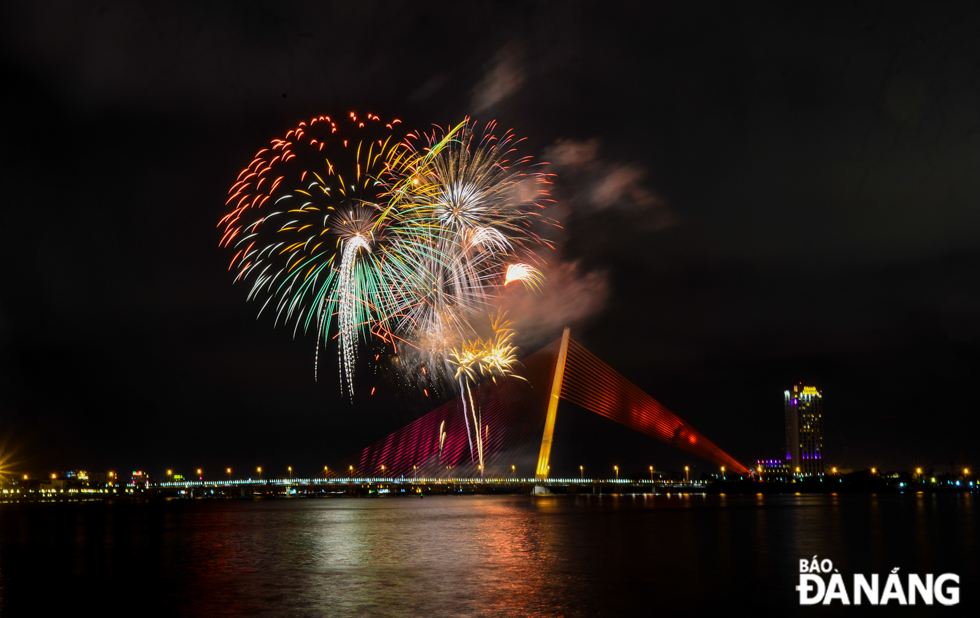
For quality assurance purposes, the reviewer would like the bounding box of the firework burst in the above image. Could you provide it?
[221,114,551,399]
[381,119,551,386]
[449,311,523,473]
[504,263,544,290]
[219,112,407,395]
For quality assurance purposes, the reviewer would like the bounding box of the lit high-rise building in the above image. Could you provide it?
[785,384,824,476]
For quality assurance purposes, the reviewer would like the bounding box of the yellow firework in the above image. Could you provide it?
[448,311,523,475]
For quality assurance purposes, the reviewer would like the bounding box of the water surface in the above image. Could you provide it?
[0,493,976,616]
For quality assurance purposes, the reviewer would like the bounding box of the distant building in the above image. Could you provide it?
[755,458,791,479]
[130,471,149,488]
[785,384,824,476]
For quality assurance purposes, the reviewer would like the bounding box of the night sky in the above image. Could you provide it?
[2,1,979,478]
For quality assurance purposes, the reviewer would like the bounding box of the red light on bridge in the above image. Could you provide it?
[328,335,748,478]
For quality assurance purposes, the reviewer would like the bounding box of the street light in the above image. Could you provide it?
[614,465,619,480]
[512,464,516,479]
[323,466,329,477]
[964,468,971,477]
[580,465,584,480]
[349,465,354,480]
[227,468,232,482]
[288,466,292,479]
[649,466,654,482]
[413,465,418,479]
[871,468,877,475]
[257,466,262,479]
[720,466,725,480]
[831,467,838,475]
[684,466,689,483]
[196,468,202,480]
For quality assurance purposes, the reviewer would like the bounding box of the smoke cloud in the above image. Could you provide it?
[544,139,674,229]
[472,43,525,113]
[502,260,608,346]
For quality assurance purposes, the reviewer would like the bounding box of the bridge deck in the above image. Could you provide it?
[156,478,708,490]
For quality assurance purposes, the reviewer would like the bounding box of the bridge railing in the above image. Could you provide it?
[155,478,708,488]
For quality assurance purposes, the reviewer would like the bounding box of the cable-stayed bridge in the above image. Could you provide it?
[332,329,749,479]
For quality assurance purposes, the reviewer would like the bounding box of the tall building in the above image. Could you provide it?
[785,384,824,476]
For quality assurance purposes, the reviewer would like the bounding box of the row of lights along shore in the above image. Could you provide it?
[137,464,698,482]
[18,465,972,484]
[153,465,682,478]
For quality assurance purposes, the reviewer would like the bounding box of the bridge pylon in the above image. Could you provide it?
[535,327,570,480]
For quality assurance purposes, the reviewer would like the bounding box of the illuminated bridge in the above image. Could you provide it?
[330,330,749,480]
[155,477,711,496]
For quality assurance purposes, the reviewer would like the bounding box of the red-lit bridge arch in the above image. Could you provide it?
[333,330,749,479]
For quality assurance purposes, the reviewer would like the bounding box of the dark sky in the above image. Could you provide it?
[2,1,979,478]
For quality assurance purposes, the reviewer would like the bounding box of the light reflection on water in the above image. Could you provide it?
[0,493,977,616]
[175,497,592,617]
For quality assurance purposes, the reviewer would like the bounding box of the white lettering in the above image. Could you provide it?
[798,557,960,607]
[907,574,932,605]
[935,574,960,606]
[853,574,879,605]
[822,574,850,605]
[798,574,825,605]
[880,573,908,605]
